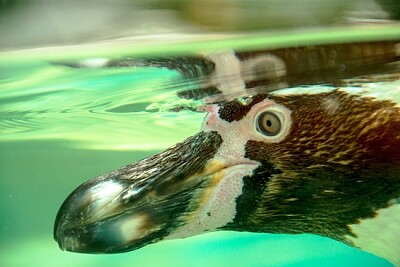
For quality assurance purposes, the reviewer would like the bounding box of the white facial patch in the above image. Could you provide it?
[345,201,400,266]
[166,98,292,240]
[202,99,292,145]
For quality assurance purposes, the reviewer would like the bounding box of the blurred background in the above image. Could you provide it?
[0,0,399,49]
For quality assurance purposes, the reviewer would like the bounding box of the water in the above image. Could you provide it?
[1,27,399,266]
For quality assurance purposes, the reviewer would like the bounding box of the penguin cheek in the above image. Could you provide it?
[164,161,259,240]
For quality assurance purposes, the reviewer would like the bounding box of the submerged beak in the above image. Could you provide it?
[54,131,231,253]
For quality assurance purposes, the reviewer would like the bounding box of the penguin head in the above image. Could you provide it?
[54,89,400,265]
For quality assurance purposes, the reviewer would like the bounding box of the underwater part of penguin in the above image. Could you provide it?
[54,87,400,266]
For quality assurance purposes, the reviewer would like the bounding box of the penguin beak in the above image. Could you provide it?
[54,131,232,253]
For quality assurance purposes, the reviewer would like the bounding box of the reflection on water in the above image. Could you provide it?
[0,61,203,150]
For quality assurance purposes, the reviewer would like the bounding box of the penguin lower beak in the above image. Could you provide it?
[54,132,232,253]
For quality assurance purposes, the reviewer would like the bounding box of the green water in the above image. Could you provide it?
[0,29,398,267]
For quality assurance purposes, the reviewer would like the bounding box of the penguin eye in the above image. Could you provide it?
[256,111,282,136]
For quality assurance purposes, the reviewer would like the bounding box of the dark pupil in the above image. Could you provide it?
[257,111,281,136]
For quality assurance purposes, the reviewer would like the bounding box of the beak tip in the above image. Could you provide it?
[53,178,129,252]
[53,212,66,250]
[53,195,155,253]
[53,217,79,252]
[54,229,73,252]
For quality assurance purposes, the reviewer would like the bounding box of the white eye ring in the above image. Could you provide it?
[256,111,283,136]
[252,101,291,143]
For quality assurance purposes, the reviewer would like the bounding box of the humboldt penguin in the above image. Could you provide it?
[54,87,400,265]
[54,41,400,266]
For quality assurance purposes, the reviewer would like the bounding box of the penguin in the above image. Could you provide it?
[54,41,400,266]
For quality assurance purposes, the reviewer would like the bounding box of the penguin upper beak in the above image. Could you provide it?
[54,131,231,253]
